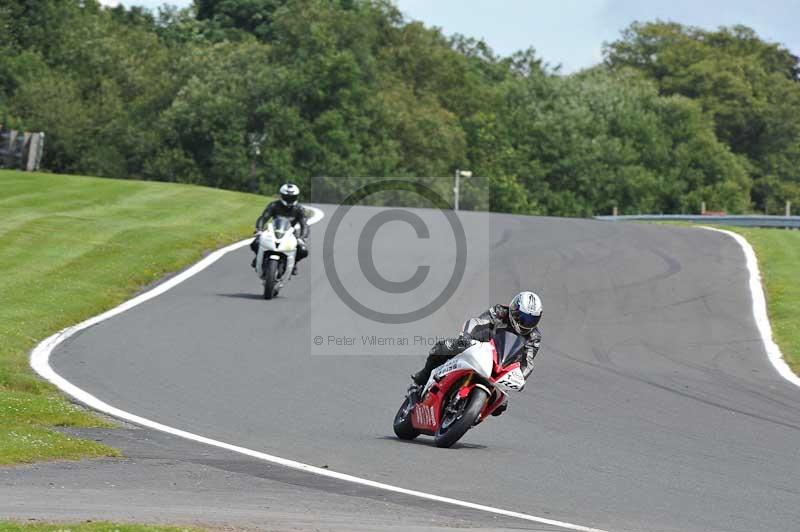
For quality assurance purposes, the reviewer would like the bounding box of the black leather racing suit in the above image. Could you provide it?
[412,304,541,386]
[250,201,309,262]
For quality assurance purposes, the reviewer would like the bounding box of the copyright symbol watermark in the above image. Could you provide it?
[322,180,467,324]
[309,176,490,356]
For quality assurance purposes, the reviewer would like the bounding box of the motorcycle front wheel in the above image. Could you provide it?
[434,387,488,448]
[263,260,278,300]
[393,395,420,440]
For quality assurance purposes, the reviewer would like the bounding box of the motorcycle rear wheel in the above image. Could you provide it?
[393,396,420,440]
[263,260,278,300]
[434,387,488,448]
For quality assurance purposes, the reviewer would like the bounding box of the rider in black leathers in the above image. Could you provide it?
[410,292,543,414]
[412,304,541,384]
[250,183,309,274]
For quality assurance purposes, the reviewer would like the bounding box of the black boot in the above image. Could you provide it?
[411,353,450,386]
[411,369,429,386]
[292,264,298,276]
[406,383,421,404]
[491,398,508,416]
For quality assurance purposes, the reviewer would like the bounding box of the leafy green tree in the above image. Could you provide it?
[485,68,750,216]
[195,0,286,40]
[2,1,793,216]
[605,21,800,211]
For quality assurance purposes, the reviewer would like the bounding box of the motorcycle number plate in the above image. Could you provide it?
[496,368,525,391]
[435,358,461,378]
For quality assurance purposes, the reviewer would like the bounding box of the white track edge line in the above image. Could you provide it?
[28,204,609,532]
[700,226,800,388]
[305,205,324,225]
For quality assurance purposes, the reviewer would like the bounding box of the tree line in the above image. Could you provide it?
[1,1,798,215]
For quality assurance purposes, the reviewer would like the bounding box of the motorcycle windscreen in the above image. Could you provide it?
[493,329,526,366]
[272,216,292,239]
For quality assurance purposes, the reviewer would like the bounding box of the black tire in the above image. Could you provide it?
[434,387,488,448]
[263,260,278,300]
[393,396,420,440]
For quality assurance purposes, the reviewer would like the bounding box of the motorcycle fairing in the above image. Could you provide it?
[489,337,525,392]
[430,341,494,382]
[409,329,529,434]
[412,368,472,434]
[256,217,298,281]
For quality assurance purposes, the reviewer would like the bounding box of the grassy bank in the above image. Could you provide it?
[0,170,266,464]
[726,227,800,375]
[0,523,199,532]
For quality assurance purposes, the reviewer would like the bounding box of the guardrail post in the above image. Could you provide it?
[35,133,44,171]
[21,132,31,170]
[26,133,40,171]
[0,127,10,168]
[8,130,19,168]
[701,201,706,215]
[11,131,26,169]
[787,201,792,230]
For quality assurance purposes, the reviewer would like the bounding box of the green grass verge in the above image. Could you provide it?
[725,227,800,375]
[0,522,200,531]
[0,170,267,464]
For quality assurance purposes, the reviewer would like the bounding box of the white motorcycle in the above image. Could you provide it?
[254,216,298,300]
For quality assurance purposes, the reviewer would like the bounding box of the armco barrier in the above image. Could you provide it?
[595,214,800,229]
[0,126,44,171]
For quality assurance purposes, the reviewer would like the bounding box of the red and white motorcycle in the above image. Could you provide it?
[393,329,527,448]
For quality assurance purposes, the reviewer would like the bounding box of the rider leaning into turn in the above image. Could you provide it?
[410,291,543,415]
[251,183,309,275]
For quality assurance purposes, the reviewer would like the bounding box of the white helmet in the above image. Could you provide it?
[509,291,542,335]
[279,183,300,206]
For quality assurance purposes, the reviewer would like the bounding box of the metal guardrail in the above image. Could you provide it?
[0,126,45,171]
[595,214,800,229]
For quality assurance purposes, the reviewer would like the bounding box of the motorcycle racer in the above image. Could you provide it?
[410,291,543,414]
[251,183,309,275]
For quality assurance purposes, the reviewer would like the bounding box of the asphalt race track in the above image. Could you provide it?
[49,207,800,532]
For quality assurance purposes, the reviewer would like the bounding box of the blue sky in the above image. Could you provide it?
[100,0,800,73]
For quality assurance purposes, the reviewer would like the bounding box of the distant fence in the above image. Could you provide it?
[0,126,45,171]
[595,214,800,229]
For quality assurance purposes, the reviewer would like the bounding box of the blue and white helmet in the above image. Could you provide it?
[509,291,542,335]
[279,183,300,206]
